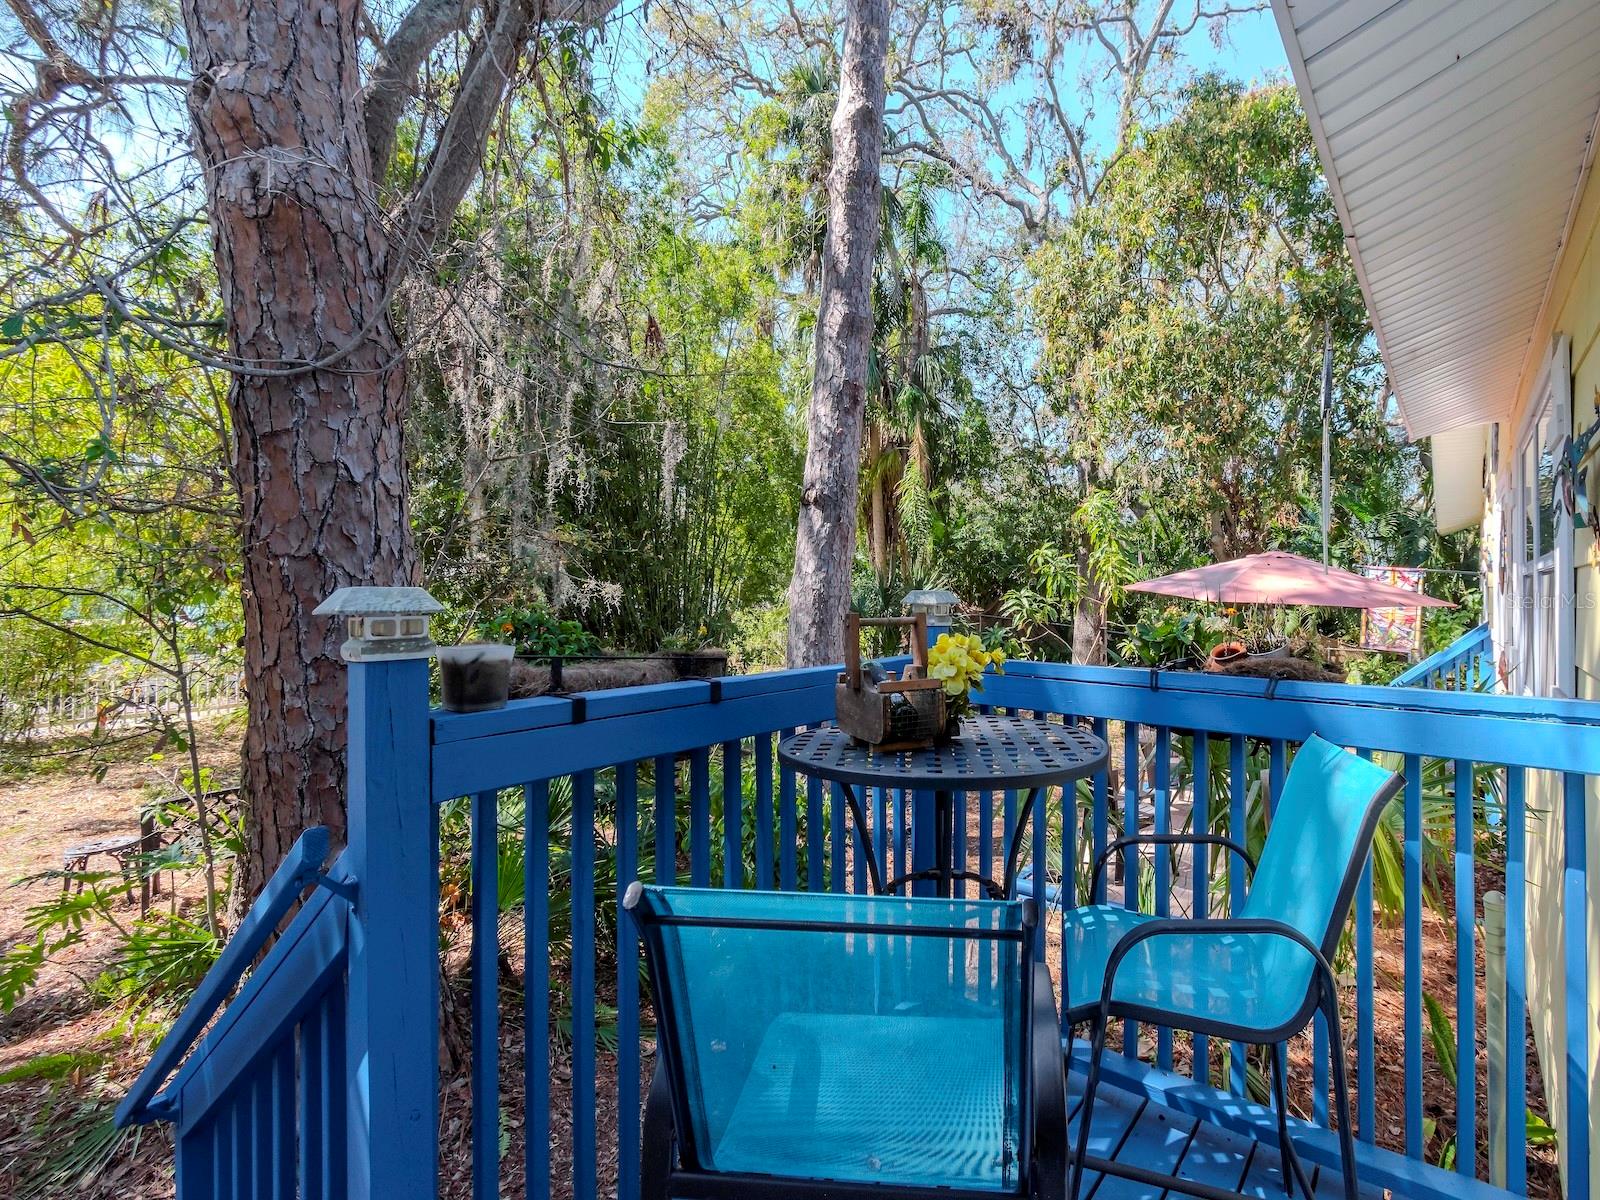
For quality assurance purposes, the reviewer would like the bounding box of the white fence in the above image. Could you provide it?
[2,668,244,739]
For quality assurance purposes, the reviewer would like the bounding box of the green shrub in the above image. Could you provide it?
[477,604,600,657]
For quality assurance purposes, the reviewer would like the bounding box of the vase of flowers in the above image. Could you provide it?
[927,632,1006,738]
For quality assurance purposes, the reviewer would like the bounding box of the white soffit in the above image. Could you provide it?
[1430,424,1486,534]
[1271,0,1600,440]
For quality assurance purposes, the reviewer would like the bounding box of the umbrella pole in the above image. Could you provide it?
[1320,317,1333,569]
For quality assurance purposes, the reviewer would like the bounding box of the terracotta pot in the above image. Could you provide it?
[1209,641,1247,665]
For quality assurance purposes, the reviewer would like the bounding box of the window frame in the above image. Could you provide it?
[1509,334,1575,698]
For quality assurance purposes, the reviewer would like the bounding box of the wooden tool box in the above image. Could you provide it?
[834,613,948,750]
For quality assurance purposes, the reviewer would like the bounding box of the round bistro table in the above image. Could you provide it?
[777,714,1109,900]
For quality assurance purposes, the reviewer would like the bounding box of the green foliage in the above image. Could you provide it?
[1117,608,1224,667]
[1025,77,1429,655]
[0,876,120,1014]
[478,604,600,657]
[0,1050,108,1084]
[728,603,790,673]
[12,1103,144,1200]
[410,98,803,651]
[90,912,222,1016]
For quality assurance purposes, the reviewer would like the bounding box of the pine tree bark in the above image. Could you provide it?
[866,422,889,577]
[786,0,889,666]
[178,0,619,900]
[179,0,416,902]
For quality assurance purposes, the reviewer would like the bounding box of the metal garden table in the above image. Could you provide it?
[778,714,1108,899]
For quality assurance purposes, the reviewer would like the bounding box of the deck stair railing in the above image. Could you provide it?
[119,590,1596,1200]
[116,825,356,1194]
[1392,623,1493,690]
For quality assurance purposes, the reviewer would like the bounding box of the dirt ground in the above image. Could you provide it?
[0,726,1567,1199]
[0,717,249,1197]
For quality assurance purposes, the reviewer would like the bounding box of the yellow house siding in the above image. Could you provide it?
[1488,157,1600,1199]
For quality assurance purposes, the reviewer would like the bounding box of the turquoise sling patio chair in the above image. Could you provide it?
[1064,734,1403,1200]
[625,884,1068,1200]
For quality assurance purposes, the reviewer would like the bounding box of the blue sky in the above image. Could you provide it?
[594,3,1295,230]
[1193,8,1292,82]
[599,4,1293,128]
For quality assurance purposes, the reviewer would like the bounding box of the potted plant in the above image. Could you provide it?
[927,632,1006,737]
[436,643,515,712]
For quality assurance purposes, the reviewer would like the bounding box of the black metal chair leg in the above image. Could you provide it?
[1269,1042,1316,1200]
[1032,963,1068,1200]
[641,1057,674,1200]
[1069,1014,1109,1200]
[1324,989,1360,1200]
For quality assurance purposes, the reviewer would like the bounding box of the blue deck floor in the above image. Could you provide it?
[1075,1072,1370,1200]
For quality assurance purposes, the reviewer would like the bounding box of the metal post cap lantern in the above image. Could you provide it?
[903,588,959,621]
[314,586,444,662]
[904,589,959,644]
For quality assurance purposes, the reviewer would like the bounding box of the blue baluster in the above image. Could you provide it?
[572,769,597,1200]
[722,740,743,888]
[1454,758,1476,1172]
[689,749,710,888]
[1404,753,1423,1159]
[1153,727,1172,1071]
[616,762,640,1200]
[525,781,551,1199]
[470,788,500,1200]
[1563,771,1590,1200]
[1356,750,1375,1145]
[1229,733,1247,1099]
[1123,721,1141,1061]
[1505,766,1527,1193]
[1191,732,1210,1083]
[755,734,774,890]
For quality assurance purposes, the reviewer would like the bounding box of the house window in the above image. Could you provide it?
[1510,336,1574,697]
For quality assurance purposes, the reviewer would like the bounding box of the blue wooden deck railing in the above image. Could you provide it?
[116,825,355,1195]
[1393,623,1493,691]
[122,630,1596,1200]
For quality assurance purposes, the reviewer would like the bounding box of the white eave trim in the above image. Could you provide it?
[1270,0,1412,433]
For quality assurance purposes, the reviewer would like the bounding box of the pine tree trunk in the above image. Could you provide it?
[786,0,889,666]
[181,0,416,902]
[867,423,889,578]
[1073,545,1107,666]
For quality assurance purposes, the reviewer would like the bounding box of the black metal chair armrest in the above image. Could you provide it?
[1095,916,1335,1027]
[1089,833,1256,902]
[882,867,1008,900]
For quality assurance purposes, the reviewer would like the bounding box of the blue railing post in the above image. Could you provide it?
[905,587,956,648]
[904,590,958,898]
[317,587,443,1200]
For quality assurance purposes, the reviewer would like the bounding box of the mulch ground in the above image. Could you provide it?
[0,726,1567,1198]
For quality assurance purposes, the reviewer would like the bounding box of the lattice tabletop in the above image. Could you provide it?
[778,714,1108,792]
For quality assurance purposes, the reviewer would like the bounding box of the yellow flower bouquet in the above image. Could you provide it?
[927,632,1006,727]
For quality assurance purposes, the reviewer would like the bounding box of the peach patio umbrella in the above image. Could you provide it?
[1126,551,1454,609]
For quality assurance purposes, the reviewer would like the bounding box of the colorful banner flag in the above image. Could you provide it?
[1358,566,1425,654]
